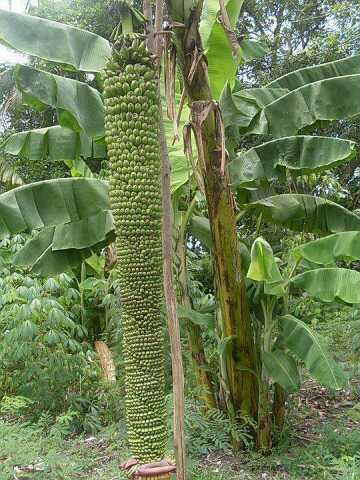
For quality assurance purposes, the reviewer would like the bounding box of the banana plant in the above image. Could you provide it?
[246,235,360,449]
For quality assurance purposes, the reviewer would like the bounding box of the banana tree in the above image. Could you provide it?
[246,234,360,450]
[2,2,360,458]
[223,51,360,448]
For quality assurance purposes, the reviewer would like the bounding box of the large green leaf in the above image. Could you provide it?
[161,83,193,193]
[53,210,114,251]
[294,232,360,266]
[200,0,245,98]
[14,65,104,138]
[220,83,289,130]
[0,177,109,239]
[247,194,360,234]
[267,54,360,91]
[263,350,300,393]
[3,126,105,161]
[279,314,348,389]
[291,268,360,305]
[247,237,284,296]
[64,157,94,178]
[177,304,214,330]
[14,227,90,275]
[253,74,360,137]
[14,218,114,276]
[0,10,111,72]
[189,215,212,249]
[229,136,356,188]
[239,39,268,62]
[170,151,192,193]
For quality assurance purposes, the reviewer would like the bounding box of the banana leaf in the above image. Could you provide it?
[53,210,114,251]
[3,126,106,161]
[0,178,109,239]
[14,65,104,138]
[229,136,356,188]
[200,0,245,98]
[220,83,289,130]
[247,237,285,296]
[14,227,90,275]
[291,268,360,305]
[253,74,360,137]
[279,314,348,389]
[263,349,300,393]
[239,39,268,62]
[14,223,113,276]
[189,215,212,248]
[294,231,360,266]
[0,10,111,72]
[246,194,360,234]
[267,54,360,90]
[177,304,214,330]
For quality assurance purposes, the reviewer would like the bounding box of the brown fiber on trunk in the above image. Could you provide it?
[165,1,259,424]
[273,383,287,432]
[177,239,216,410]
[94,340,116,383]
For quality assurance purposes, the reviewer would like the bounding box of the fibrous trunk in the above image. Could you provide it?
[177,240,215,410]
[166,2,259,424]
[104,34,167,463]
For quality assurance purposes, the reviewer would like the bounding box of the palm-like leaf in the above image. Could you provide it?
[3,126,105,161]
[14,227,100,275]
[0,177,109,239]
[291,268,360,304]
[267,54,360,90]
[0,156,23,187]
[278,314,348,390]
[0,178,113,275]
[14,65,104,138]
[294,231,360,266]
[263,350,300,393]
[200,0,245,98]
[229,136,356,188]
[246,194,360,234]
[253,74,360,137]
[221,55,360,137]
[220,83,289,130]
[0,10,111,72]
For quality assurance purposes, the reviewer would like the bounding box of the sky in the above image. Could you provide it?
[0,0,36,64]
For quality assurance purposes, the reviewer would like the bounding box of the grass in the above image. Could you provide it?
[1,410,359,479]
[1,311,359,479]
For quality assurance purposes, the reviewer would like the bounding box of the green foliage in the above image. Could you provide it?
[247,194,360,234]
[14,65,104,138]
[278,315,348,390]
[294,231,360,266]
[0,236,123,433]
[0,178,113,275]
[200,0,245,98]
[254,74,360,137]
[0,9,111,72]
[184,399,254,456]
[229,136,356,189]
[291,268,360,305]
[263,350,300,393]
[3,126,105,161]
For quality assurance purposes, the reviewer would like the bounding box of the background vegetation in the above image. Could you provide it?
[0,0,359,478]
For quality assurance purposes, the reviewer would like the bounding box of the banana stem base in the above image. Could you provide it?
[133,475,171,479]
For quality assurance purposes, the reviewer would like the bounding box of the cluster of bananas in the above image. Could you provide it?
[104,35,166,462]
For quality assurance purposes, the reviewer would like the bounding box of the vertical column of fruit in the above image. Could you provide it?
[104,34,167,464]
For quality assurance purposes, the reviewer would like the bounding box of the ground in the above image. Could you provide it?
[1,378,359,480]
